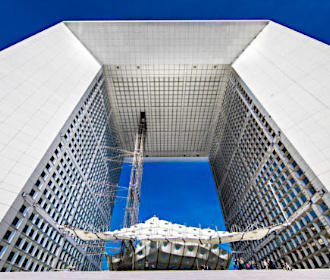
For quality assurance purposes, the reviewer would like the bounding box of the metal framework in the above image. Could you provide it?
[124,112,147,228]
[57,114,147,263]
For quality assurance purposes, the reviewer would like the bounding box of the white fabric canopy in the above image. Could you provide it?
[60,216,287,244]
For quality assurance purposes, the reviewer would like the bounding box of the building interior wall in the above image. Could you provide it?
[0,72,122,272]
[209,69,330,268]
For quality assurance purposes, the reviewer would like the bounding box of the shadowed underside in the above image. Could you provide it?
[65,20,268,156]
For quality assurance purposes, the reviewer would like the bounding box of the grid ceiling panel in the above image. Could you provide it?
[104,64,230,156]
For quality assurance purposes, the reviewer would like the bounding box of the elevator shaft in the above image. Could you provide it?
[123,112,146,228]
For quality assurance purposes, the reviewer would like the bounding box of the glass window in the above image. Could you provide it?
[320,202,328,212]
[0,245,7,258]
[309,186,316,195]
[12,217,22,228]
[3,230,15,243]
[7,252,15,262]
[303,177,309,185]
[310,210,317,219]
[15,237,22,248]
[304,215,311,224]
[19,205,29,216]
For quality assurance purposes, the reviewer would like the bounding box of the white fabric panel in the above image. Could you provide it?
[233,21,330,191]
[61,216,286,243]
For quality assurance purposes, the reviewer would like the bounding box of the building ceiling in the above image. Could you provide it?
[64,21,268,156]
[65,20,268,65]
[103,64,230,156]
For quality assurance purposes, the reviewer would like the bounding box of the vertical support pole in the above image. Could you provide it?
[121,112,146,269]
[124,112,146,228]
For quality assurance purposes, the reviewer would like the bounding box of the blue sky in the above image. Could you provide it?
[111,162,226,230]
[0,0,329,51]
[104,161,232,270]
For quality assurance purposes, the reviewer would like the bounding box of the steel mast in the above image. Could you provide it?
[123,112,146,228]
